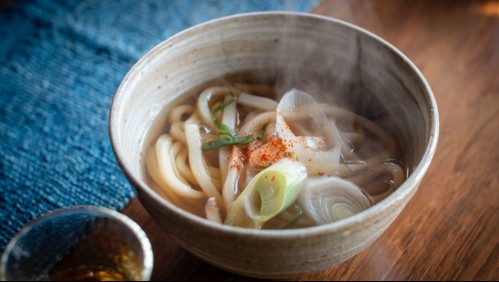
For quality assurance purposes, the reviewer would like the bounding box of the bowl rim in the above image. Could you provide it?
[109,11,439,238]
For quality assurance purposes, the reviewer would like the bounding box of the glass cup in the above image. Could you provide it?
[0,206,153,281]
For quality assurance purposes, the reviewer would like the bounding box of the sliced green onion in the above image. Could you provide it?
[224,158,307,229]
[202,134,256,151]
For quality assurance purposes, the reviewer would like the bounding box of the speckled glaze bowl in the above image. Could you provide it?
[109,12,438,278]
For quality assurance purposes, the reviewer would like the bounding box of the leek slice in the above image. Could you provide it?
[224,158,307,229]
[298,177,372,225]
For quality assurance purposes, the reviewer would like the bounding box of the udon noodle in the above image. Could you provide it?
[145,83,406,229]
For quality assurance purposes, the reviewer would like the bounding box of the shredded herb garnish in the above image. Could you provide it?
[202,134,256,151]
[213,119,233,137]
[211,95,236,137]
[281,205,303,229]
[256,123,268,141]
[211,96,236,116]
[202,91,263,151]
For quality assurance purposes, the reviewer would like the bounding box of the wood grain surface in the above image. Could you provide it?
[123,0,499,280]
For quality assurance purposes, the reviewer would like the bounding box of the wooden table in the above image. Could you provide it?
[123,0,499,280]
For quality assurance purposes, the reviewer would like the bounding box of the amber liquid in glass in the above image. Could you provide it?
[49,265,127,281]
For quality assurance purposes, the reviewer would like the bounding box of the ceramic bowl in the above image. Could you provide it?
[109,12,438,278]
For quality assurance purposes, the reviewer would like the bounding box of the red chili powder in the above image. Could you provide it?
[248,136,292,168]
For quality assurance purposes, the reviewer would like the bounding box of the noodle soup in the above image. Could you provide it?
[143,75,407,230]
[111,12,438,278]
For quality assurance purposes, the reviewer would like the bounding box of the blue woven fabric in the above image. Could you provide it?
[0,0,319,252]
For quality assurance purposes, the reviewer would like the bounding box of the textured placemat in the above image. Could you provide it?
[0,0,319,252]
